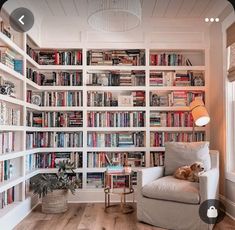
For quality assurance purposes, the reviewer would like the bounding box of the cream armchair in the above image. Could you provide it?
[137,150,219,230]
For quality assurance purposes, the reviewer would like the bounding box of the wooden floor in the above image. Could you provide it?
[15,203,235,230]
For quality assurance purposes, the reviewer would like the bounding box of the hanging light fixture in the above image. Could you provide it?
[87,0,142,32]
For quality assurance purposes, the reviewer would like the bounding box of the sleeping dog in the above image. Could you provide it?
[174,162,205,182]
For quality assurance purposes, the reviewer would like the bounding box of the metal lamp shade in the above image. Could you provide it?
[190,98,210,127]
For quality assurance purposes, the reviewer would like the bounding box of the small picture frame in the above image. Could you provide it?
[118,95,133,107]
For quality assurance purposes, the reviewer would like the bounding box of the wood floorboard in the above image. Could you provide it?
[14,203,235,230]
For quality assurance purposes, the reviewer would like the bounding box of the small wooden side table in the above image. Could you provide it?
[104,172,134,214]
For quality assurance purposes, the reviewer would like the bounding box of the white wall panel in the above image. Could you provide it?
[86,31,145,43]
[150,32,204,43]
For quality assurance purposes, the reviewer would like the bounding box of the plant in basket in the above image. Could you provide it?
[31,160,81,213]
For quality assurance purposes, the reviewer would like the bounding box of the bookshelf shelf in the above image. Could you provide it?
[86,127,145,132]
[149,127,205,132]
[26,55,40,69]
[87,107,146,111]
[26,80,84,91]
[25,148,84,155]
[39,168,83,174]
[0,151,25,161]
[86,86,146,91]
[149,106,190,111]
[37,65,83,70]
[0,202,22,218]
[86,168,107,172]
[25,102,40,111]
[0,177,24,193]
[0,95,24,106]
[25,79,40,90]
[25,169,40,180]
[149,147,166,152]
[0,126,25,131]
[86,147,147,152]
[86,66,146,71]
[149,66,206,71]
[26,78,85,91]
[149,86,206,91]
[25,103,83,112]
[25,127,84,132]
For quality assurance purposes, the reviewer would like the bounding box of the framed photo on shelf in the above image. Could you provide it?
[118,95,133,107]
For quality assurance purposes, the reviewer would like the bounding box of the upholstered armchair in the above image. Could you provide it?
[137,142,219,230]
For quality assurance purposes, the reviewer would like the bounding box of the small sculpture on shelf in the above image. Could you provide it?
[0,81,15,97]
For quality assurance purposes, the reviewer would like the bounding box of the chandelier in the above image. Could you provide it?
[87,0,142,32]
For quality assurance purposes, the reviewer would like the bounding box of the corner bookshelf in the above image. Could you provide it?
[0,25,209,228]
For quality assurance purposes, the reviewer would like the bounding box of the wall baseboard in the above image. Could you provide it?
[219,194,235,220]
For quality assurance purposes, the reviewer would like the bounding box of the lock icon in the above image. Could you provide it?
[207,206,218,218]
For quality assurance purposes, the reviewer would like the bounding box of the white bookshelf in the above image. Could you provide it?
[0,29,208,227]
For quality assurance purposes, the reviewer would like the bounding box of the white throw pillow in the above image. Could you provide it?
[164,142,211,176]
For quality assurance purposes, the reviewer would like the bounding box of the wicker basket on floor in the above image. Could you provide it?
[42,189,68,214]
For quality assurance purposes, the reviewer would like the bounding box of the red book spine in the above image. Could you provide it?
[51,152,55,168]
[54,51,58,65]
[150,55,155,65]
[155,55,158,66]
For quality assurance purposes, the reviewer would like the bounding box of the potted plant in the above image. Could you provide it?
[31,161,81,214]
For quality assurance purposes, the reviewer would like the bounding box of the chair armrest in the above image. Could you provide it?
[199,168,219,202]
[137,167,164,188]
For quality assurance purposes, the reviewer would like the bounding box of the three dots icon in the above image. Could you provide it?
[205,18,219,23]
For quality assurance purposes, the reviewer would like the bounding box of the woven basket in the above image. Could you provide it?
[42,189,68,214]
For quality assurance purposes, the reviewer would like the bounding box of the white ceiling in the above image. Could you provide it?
[2,0,232,24]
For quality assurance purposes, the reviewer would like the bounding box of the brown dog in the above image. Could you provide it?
[174,162,205,182]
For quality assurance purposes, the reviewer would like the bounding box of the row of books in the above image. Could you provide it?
[150,91,204,107]
[25,152,82,172]
[87,173,104,188]
[27,111,83,127]
[150,132,205,147]
[149,71,204,86]
[0,47,23,74]
[87,132,145,147]
[26,132,83,149]
[27,91,83,107]
[26,68,83,86]
[0,160,13,182]
[150,152,164,167]
[88,172,137,188]
[0,47,15,69]
[0,102,20,126]
[150,53,191,66]
[87,152,145,168]
[87,91,145,107]
[105,174,131,189]
[87,49,145,66]
[26,44,83,65]
[26,44,38,62]
[0,132,15,154]
[150,111,193,127]
[87,111,145,127]
[86,71,145,86]
[0,186,15,209]
[38,50,83,65]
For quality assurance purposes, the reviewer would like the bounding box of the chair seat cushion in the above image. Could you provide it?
[142,176,200,204]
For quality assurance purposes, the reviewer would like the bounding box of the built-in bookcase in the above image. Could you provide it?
[0,26,208,227]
